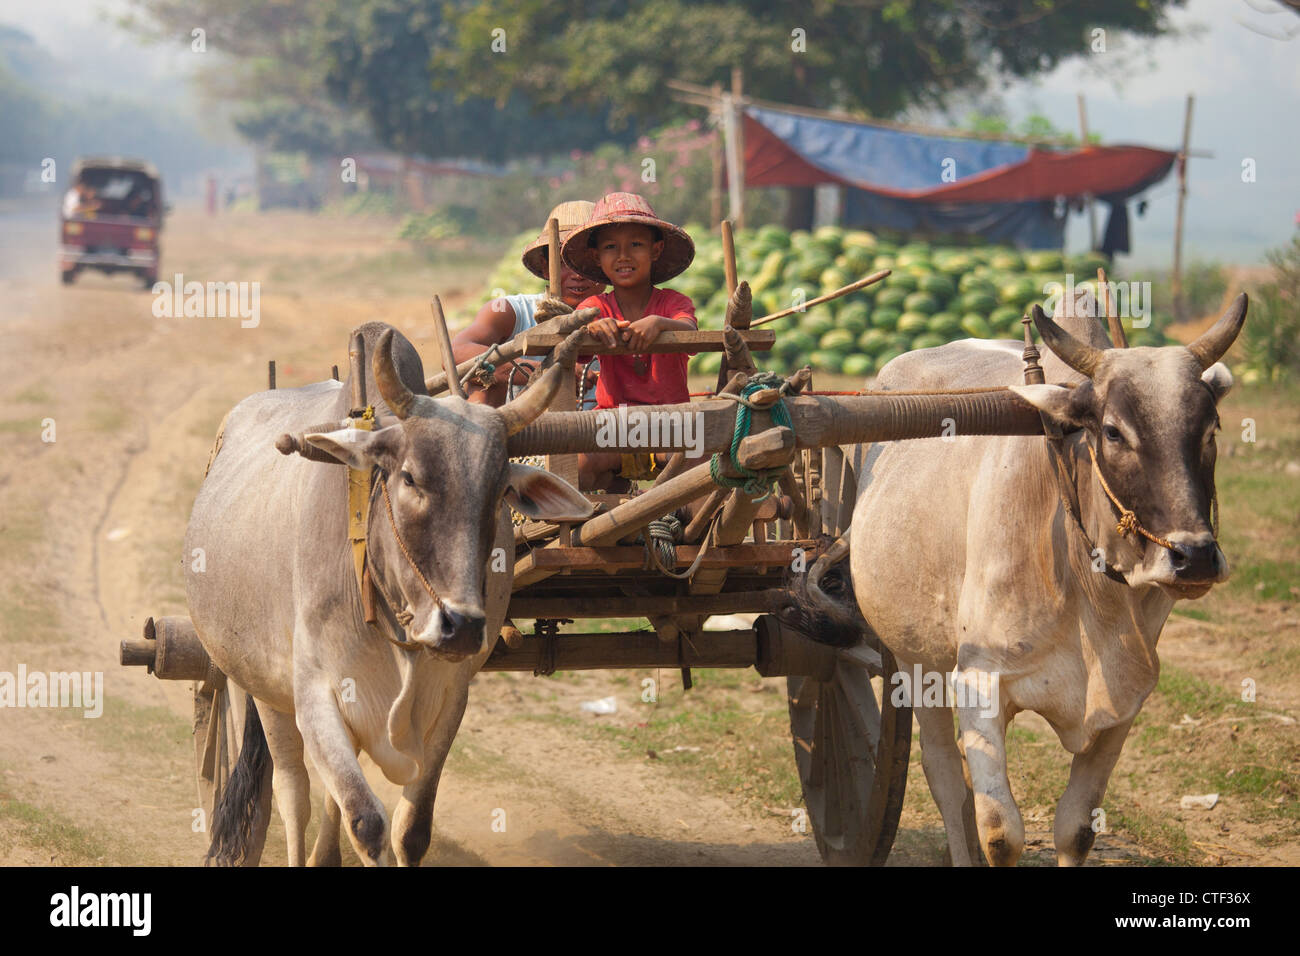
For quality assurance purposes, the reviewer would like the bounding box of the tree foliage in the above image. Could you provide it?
[434,0,1188,126]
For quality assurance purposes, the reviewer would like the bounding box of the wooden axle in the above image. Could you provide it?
[479,617,841,677]
[120,616,224,694]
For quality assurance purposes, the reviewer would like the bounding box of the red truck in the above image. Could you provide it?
[60,157,164,288]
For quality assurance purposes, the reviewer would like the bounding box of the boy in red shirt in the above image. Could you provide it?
[561,192,698,490]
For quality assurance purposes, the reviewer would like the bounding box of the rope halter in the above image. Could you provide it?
[1086,440,1218,551]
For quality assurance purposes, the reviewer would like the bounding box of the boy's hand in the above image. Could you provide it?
[621,315,665,352]
[586,316,621,349]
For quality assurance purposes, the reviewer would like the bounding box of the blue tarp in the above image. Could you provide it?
[744,105,1030,193]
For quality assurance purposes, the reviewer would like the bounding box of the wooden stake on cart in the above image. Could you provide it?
[750,269,891,328]
[430,295,467,400]
[1098,266,1128,348]
[543,217,580,487]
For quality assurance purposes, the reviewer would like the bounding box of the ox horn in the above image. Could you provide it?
[373,328,416,420]
[1030,304,1104,378]
[498,327,587,436]
[1186,293,1248,371]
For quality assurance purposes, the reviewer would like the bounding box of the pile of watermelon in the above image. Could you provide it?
[478,224,1162,379]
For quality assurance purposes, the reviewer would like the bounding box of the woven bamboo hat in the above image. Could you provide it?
[521,200,598,280]
[561,192,695,285]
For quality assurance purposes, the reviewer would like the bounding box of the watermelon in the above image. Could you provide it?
[886,333,913,354]
[960,313,993,338]
[990,305,1022,331]
[959,272,998,295]
[819,329,856,352]
[820,267,850,294]
[871,307,902,331]
[691,352,723,375]
[1000,277,1038,305]
[919,273,957,300]
[783,330,817,358]
[842,354,874,378]
[872,254,897,272]
[838,310,869,337]
[990,251,1024,271]
[897,312,930,335]
[959,290,998,314]
[1025,251,1064,273]
[801,313,835,339]
[757,224,790,248]
[884,272,919,293]
[928,312,961,336]
[912,333,946,351]
[903,291,940,315]
[809,350,844,374]
[937,253,973,276]
[837,247,874,274]
[857,328,890,355]
[876,287,910,311]
[842,230,877,250]
[895,251,932,269]
[796,254,833,283]
[838,301,872,328]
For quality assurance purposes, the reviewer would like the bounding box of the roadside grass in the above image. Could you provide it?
[0,488,63,644]
[511,667,805,814]
[0,795,123,865]
[77,696,192,763]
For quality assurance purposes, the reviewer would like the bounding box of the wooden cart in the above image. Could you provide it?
[120,222,1046,866]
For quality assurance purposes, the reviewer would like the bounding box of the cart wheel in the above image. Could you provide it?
[787,635,911,866]
[193,679,272,865]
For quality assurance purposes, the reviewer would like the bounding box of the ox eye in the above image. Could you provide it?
[1103,425,1123,444]
[401,471,415,487]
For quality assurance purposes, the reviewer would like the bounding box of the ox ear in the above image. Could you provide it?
[504,463,594,522]
[1009,384,1092,429]
[304,427,399,471]
[1201,362,1234,403]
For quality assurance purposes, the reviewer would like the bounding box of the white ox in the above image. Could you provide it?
[186,323,592,865]
[833,293,1246,865]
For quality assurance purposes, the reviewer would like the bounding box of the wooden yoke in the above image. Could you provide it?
[542,217,580,487]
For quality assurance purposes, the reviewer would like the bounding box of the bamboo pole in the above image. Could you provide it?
[750,269,890,328]
[1098,267,1128,348]
[716,219,742,393]
[710,83,724,229]
[546,217,561,299]
[1077,93,1097,250]
[1171,94,1195,325]
[430,295,467,399]
[732,67,745,229]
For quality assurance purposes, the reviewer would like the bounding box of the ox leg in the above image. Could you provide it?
[954,670,1024,867]
[307,793,343,867]
[391,682,470,867]
[259,707,313,867]
[296,687,390,866]
[1054,717,1134,867]
[914,705,982,866]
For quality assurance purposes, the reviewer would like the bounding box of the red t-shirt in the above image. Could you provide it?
[578,288,696,408]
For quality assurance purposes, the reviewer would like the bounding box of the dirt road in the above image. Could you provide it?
[0,206,825,865]
[1,206,1293,867]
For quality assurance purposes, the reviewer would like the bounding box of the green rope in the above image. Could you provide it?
[709,372,791,502]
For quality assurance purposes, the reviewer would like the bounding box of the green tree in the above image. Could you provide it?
[434,0,1187,225]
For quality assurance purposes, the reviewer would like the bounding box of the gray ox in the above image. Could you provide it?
[186,322,592,865]
[804,291,1247,866]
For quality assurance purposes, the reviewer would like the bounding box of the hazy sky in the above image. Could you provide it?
[4,0,1296,266]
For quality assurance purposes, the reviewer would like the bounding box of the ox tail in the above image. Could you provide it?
[205,693,271,867]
